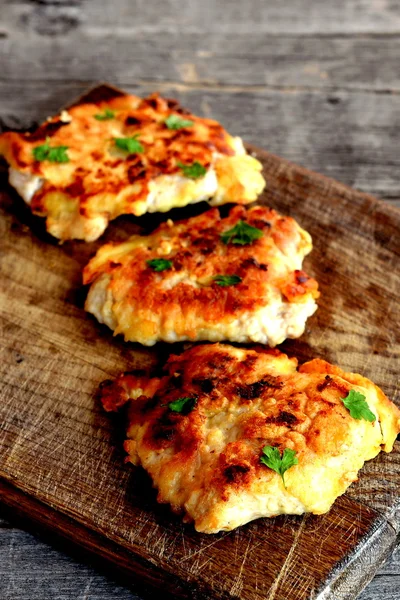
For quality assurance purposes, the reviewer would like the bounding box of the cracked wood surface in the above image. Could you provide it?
[0,118,399,598]
[0,1,400,599]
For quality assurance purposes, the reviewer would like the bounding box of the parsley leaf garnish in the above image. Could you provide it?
[260,446,298,487]
[167,396,197,414]
[114,135,144,154]
[94,108,116,121]
[221,221,264,245]
[213,274,242,287]
[177,161,207,179]
[32,138,69,163]
[146,258,172,272]
[341,389,376,422]
[165,114,194,130]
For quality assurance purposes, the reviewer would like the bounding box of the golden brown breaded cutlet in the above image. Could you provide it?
[83,204,319,346]
[100,343,400,534]
[0,92,265,241]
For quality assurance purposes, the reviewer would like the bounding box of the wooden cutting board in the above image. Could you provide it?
[0,85,399,600]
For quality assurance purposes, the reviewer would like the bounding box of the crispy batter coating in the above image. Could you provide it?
[100,344,400,534]
[83,205,319,346]
[0,93,265,241]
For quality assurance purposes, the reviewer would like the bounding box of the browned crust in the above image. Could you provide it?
[83,205,319,327]
[0,93,237,216]
[100,344,400,509]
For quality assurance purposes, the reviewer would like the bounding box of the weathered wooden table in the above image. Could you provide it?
[0,2,399,599]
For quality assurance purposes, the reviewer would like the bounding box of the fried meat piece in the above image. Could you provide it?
[83,205,319,346]
[0,93,265,241]
[100,343,400,533]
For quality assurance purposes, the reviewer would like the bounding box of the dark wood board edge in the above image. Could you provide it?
[1,82,399,600]
[0,478,220,600]
[327,531,399,600]
[320,518,399,600]
[1,476,397,600]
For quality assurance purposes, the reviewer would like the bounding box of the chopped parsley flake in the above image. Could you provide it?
[94,108,116,120]
[146,258,173,272]
[341,390,376,422]
[165,114,194,130]
[220,221,264,245]
[32,138,69,163]
[260,446,298,487]
[213,274,242,287]
[177,161,207,179]
[167,396,197,414]
[114,135,144,154]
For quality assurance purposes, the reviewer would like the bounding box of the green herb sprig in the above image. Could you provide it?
[32,138,69,163]
[260,446,298,487]
[220,221,263,246]
[165,115,194,130]
[114,135,144,154]
[166,396,198,414]
[213,274,242,287]
[177,161,207,179]
[341,390,376,422]
[146,259,173,272]
[94,108,116,121]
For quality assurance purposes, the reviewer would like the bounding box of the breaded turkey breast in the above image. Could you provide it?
[101,343,400,534]
[0,92,265,241]
[83,205,319,346]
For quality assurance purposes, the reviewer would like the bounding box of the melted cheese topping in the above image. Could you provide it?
[0,92,265,241]
[84,205,320,346]
[100,344,400,533]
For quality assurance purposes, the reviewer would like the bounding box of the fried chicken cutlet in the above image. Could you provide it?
[0,92,265,241]
[100,343,400,534]
[83,205,319,346]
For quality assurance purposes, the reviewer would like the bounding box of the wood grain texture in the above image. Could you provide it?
[1,81,399,206]
[1,0,400,596]
[2,30,400,92]
[2,0,400,35]
[1,476,393,600]
[1,1,400,207]
[0,515,398,600]
[0,84,399,599]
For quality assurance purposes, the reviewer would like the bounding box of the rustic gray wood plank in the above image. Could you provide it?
[1,31,400,92]
[0,523,398,600]
[359,545,400,600]
[0,80,399,206]
[2,0,400,35]
[0,1,399,599]
[0,526,139,600]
